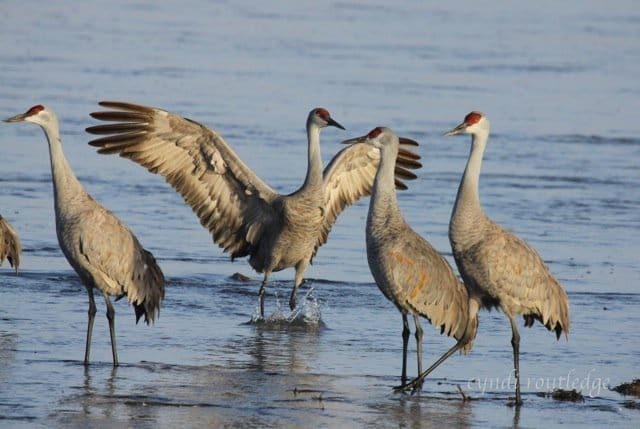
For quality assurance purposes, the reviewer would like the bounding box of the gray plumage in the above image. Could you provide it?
[0,214,21,273]
[4,105,165,366]
[445,111,570,405]
[343,127,478,392]
[86,102,420,318]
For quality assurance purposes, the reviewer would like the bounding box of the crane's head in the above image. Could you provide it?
[342,127,421,188]
[3,104,56,128]
[361,126,395,148]
[444,111,490,137]
[342,126,401,148]
[308,107,345,131]
[342,126,419,150]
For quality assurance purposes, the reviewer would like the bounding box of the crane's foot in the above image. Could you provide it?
[506,397,523,407]
[393,375,424,394]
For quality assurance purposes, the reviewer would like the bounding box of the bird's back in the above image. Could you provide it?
[454,219,569,338]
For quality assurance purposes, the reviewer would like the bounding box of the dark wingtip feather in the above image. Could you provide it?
[98,100,155,112]
[399,137,419,147]
[554,323,566,340]
[394,180,408,190]
[398,147,421,161]
[86,123,148,135]
[396,157,422,170]
[89,110,150,123]
[394,166,418,181]
[96,146,124,155]
[134,303,145,324]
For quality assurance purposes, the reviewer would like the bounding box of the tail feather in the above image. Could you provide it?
[523,280,570,341]
[132,248,165,325]
[460,297,480,354]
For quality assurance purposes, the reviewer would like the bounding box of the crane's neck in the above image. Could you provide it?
[367,145,403,234]
[40,121,87,214]
[302,123,324,191]
[450,131,490,249]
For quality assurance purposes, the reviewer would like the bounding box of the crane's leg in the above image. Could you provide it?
[413,314,425,391]
[507,313,522,405]
[84,288,97,365]
[401,313,410,385]
[394,337,466,393]
[258,273,269,319]
[394,301,479,394]
[103,293,118,367]
[289,261,308,311]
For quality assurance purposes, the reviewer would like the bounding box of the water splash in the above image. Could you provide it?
[287,286,322,325]
[248,286,323,327]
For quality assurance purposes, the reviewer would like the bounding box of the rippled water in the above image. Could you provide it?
[1,1,639,427]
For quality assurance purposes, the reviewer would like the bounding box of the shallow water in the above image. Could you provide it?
[1,1,639,427]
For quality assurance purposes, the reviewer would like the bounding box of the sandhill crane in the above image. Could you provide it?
[3,105,165,366]
[343,127,479,392]
[445,111,570,405]
[86,102,420,318]
[0,214,21,273]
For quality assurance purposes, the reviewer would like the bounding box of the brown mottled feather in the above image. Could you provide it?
[360,127,476,390]
[87,102,421,279]
[455,218,569,339]
[0,215,21,273]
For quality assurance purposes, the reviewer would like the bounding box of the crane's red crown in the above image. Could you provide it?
[315,108,331,121]
[464,111,482,125]
[367,127,383,138]
[27,105,45,116]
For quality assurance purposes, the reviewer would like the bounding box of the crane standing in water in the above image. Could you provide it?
[444,111,570,405]
[4,105,165,366]
[343,127,478,391]
[87,102,420,318]
[0,214,21,273]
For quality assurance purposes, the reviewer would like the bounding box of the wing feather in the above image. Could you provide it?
[87,101,280,259]
[480,222,570,338]
[316,140,422,253]
[385,226,473,347]
[0,215,21,272]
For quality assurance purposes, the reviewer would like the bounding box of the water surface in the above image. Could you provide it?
[1,1,639,427]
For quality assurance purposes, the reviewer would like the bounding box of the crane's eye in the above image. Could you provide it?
[368,127,383,138]
[464,112,482,125]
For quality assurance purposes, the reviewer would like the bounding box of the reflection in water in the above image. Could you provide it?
[79,365,117,420]
[370,395,473,429]
[0,331,17,382]
[512,405,521,429]
[257,323,323,373]
[246,294,324,374]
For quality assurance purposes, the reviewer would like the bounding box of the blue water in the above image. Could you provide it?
[1,1,639,427]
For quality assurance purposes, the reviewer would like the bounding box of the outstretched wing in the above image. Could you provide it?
[316,138,422,254]
[86,101,279,259]
[0,215,21,273]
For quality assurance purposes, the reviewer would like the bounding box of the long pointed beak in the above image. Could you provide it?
[328,117,346,130]
[341,135,367,145]
[444,122,467,136]
[3,113,28,123]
